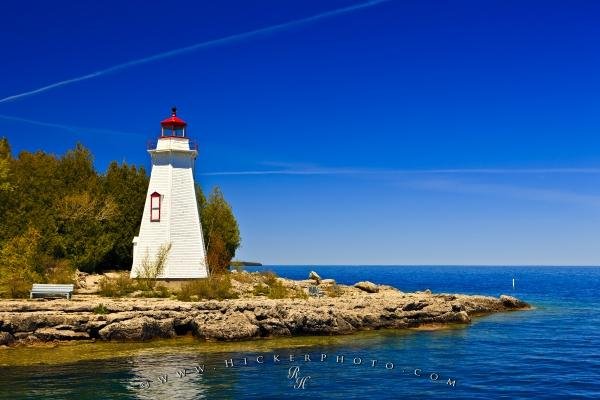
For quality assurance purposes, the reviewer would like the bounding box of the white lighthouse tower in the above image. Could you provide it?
[131,108,209,279]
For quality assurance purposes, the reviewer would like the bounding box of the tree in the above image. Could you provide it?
[57,142,96,190]
[100,161,149,269]
[201,187,241,274]
[0,149,62,250]
[54,191,118,272]
[0,228,45,298]
[0,138,11,193]
[0,159,10,193]
[0,138,12,233]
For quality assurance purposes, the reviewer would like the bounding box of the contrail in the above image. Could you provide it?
[0,0,391,104]
[0,114,142,137]
[200,167,600,176]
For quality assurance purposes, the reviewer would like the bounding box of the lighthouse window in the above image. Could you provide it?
[150,192,161,222]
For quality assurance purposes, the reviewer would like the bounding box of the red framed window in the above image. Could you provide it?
[150,192,161,222]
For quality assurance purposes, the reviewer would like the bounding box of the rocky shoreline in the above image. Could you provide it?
[0,279,529,347]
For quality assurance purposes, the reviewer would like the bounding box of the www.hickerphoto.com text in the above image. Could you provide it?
[136,352,458,390]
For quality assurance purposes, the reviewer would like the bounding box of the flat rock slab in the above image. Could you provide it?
[0,285,530,346]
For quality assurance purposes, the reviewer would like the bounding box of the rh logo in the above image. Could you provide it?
[288,366,311,390]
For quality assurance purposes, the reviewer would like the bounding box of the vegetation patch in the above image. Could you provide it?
[230,271,255,284]
[177,274,238,301]
[98,272,137,297]
[134,243,171,291]
[93,303,109,315]
[134,285,171,298]
[249,271,308,299]
[324,283,344,298]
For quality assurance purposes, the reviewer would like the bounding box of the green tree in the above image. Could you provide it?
[0,149,62,250]
[54,191,118,272]
[0,228,45,297]
[0,138,11,193]
[100,161,149,269]
[201,187,241,274]
[57,142,96,190]
[0,138,12,239]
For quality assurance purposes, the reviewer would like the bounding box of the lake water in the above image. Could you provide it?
[1,266,599,399]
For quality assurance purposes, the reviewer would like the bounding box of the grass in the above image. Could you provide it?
[98,272,173,298]
[95,270,310,301]
[134,284,171,298]
[93,303,108,314]
[252,283,270,296]
[259,271,279,286]
[230,271,254,284]
[98,272,137,297]
[324,283,343,298]
[252,271,308,300]
[177,274,238,301]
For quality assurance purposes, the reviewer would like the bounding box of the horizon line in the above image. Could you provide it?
[246,264,600,267]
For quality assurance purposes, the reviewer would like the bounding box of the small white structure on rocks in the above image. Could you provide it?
[130,108,209,279]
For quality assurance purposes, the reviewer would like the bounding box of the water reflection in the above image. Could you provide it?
[0,330,466,399]
[128,353,211,399]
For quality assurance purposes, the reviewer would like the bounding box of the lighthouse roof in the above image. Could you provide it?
[160,107,187,128]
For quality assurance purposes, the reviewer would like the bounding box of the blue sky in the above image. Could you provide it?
[2,0,600,265]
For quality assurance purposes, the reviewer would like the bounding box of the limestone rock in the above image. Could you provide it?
[354,281,379,293]
[192,312,259,341]
[257,318,291,337]
[0,276,530,346]
[98,317,175,340]
[402,301,428,311]
[308,271,322,283]
[0,331,15,345]
[35,328,90,341]
[499,295,528,309]
[456,311,471,323]
[451,303,465,312]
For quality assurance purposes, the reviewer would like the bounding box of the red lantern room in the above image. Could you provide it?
[160,107,187,137]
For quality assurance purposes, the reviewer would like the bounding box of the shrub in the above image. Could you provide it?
[135,284,171,298]
[324,283,343,298]
[259,270,279,286]
[93,303,108,314]
[177,274,238,301]
[0,228,45,298]
[252,283,270,296]
[98,272,137,297]
[291,288,309,300]
[46,259,75,284]
[231,271,254,284]
[134,243,171,291]
[266,279,289,299]
[253,271,307,299]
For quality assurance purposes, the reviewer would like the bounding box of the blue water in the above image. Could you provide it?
[1,266,599,399]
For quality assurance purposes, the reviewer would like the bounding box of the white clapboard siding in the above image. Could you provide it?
[131,137,208,279]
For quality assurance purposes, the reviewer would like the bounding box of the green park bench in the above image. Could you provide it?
[30,284,74,300]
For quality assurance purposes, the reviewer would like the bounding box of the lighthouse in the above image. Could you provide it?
[130,108,209,279]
